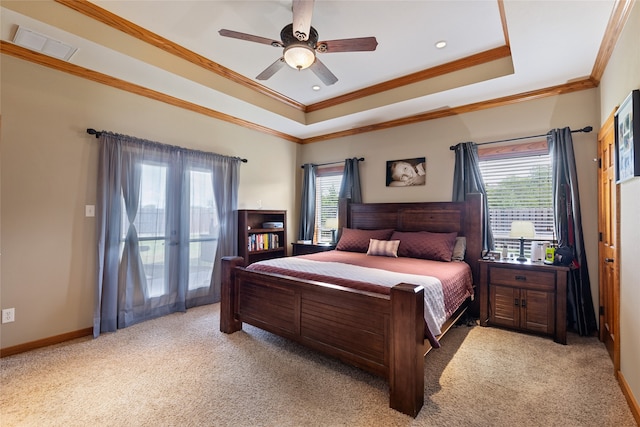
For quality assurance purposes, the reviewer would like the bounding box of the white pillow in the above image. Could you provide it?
[452,237,467,261]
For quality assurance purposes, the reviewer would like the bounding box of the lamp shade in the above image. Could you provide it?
[283,44,315,70]
[325,218,339,230]
[509,221,536,238]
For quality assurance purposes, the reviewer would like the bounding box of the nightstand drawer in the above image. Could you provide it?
[490,267,555,291]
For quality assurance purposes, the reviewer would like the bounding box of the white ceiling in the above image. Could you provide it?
[1,1,616,140]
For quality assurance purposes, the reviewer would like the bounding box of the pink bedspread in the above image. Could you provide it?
[246,250,473,347]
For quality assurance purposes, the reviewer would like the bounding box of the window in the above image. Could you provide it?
[478,142,554,256]
[314,165,343,243]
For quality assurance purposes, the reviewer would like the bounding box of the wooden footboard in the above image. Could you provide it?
[220,256,426,417]
[220,194,482,417]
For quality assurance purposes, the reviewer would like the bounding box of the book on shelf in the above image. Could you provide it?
[248,233,280,252]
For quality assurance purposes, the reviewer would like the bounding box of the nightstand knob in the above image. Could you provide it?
[604,258,614,263]
[515,275,527,281]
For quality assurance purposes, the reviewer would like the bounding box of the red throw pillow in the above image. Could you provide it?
[335,228,394,253]
[390,231,458,262]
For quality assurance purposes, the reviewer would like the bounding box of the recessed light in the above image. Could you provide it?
[435,40,447,49]
[312,85,321,91]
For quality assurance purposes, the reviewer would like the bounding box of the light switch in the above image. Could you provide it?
[85,205,95,217]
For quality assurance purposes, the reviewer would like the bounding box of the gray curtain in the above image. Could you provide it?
[339,157,362,203]
[298,163,317,241]
[183,149,240,307]
[452,142,493,251]
[548,127,597,336]
[94,132,240,337]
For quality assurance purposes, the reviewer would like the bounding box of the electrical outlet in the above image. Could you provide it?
[2,308,15,323]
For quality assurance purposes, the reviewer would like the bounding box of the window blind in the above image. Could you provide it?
[314,168,343,243]
[479,153,554,254]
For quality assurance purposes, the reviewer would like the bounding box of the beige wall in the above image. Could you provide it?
[300,90,601,317]
[0,56,298,348]
[599,1,640,409]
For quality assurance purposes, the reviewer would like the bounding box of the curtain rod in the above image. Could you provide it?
[300,157,365,169]
[86,128,248,162]
[448,126,593,151]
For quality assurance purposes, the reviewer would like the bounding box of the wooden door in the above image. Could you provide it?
[597,110,620,372]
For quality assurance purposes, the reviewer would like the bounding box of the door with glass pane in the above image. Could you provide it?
[122,162,218,305]
[124,162,173,300]
[187,168,218,295]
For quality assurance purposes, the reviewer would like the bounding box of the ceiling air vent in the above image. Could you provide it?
[12,26,77,61]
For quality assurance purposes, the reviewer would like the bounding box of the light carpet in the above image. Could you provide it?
[1,304,636,427]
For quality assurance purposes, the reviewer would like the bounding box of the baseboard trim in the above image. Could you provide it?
[618,370,640,424]
[1,327,93,358]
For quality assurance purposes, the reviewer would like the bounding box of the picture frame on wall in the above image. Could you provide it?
[386,157,426,187]
[615,89,640,183]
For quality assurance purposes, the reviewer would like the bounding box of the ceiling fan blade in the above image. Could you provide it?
[292,0,314,41]
[256,58,286,80]
[219,29,282,47]
[317,37,378,53]
[309,58,338,86]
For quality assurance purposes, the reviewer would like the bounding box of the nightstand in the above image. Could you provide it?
[479,259,569,344]
[291,242,336,256]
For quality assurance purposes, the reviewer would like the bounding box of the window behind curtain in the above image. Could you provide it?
[314,165,343,243]
[478,142,554,256]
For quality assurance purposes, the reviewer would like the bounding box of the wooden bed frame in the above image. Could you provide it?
[220,193,482,417]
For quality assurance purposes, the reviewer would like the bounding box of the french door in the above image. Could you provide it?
[121,161,218,310]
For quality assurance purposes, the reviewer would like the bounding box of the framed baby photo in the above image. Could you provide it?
[386,157,426,187]
[615,89,640,183]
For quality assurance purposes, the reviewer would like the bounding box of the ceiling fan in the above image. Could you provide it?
[218,0,378,86]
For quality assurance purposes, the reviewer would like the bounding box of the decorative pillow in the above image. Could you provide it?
[366,239,400,257]
[336,228,395,253]
[452,237,467,261]
[390,231,458,262]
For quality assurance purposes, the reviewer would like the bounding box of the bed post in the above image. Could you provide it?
[338,197,350,240]
[220,256,244,334]
[389,283,425,417]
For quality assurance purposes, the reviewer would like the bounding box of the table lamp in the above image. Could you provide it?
[509,221,536,262]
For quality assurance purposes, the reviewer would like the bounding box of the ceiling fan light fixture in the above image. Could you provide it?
[283,44,315,70]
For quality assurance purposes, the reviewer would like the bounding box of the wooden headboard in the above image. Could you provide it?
[338,193,483,288]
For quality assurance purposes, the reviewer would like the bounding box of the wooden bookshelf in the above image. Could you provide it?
[237,210,287,264]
